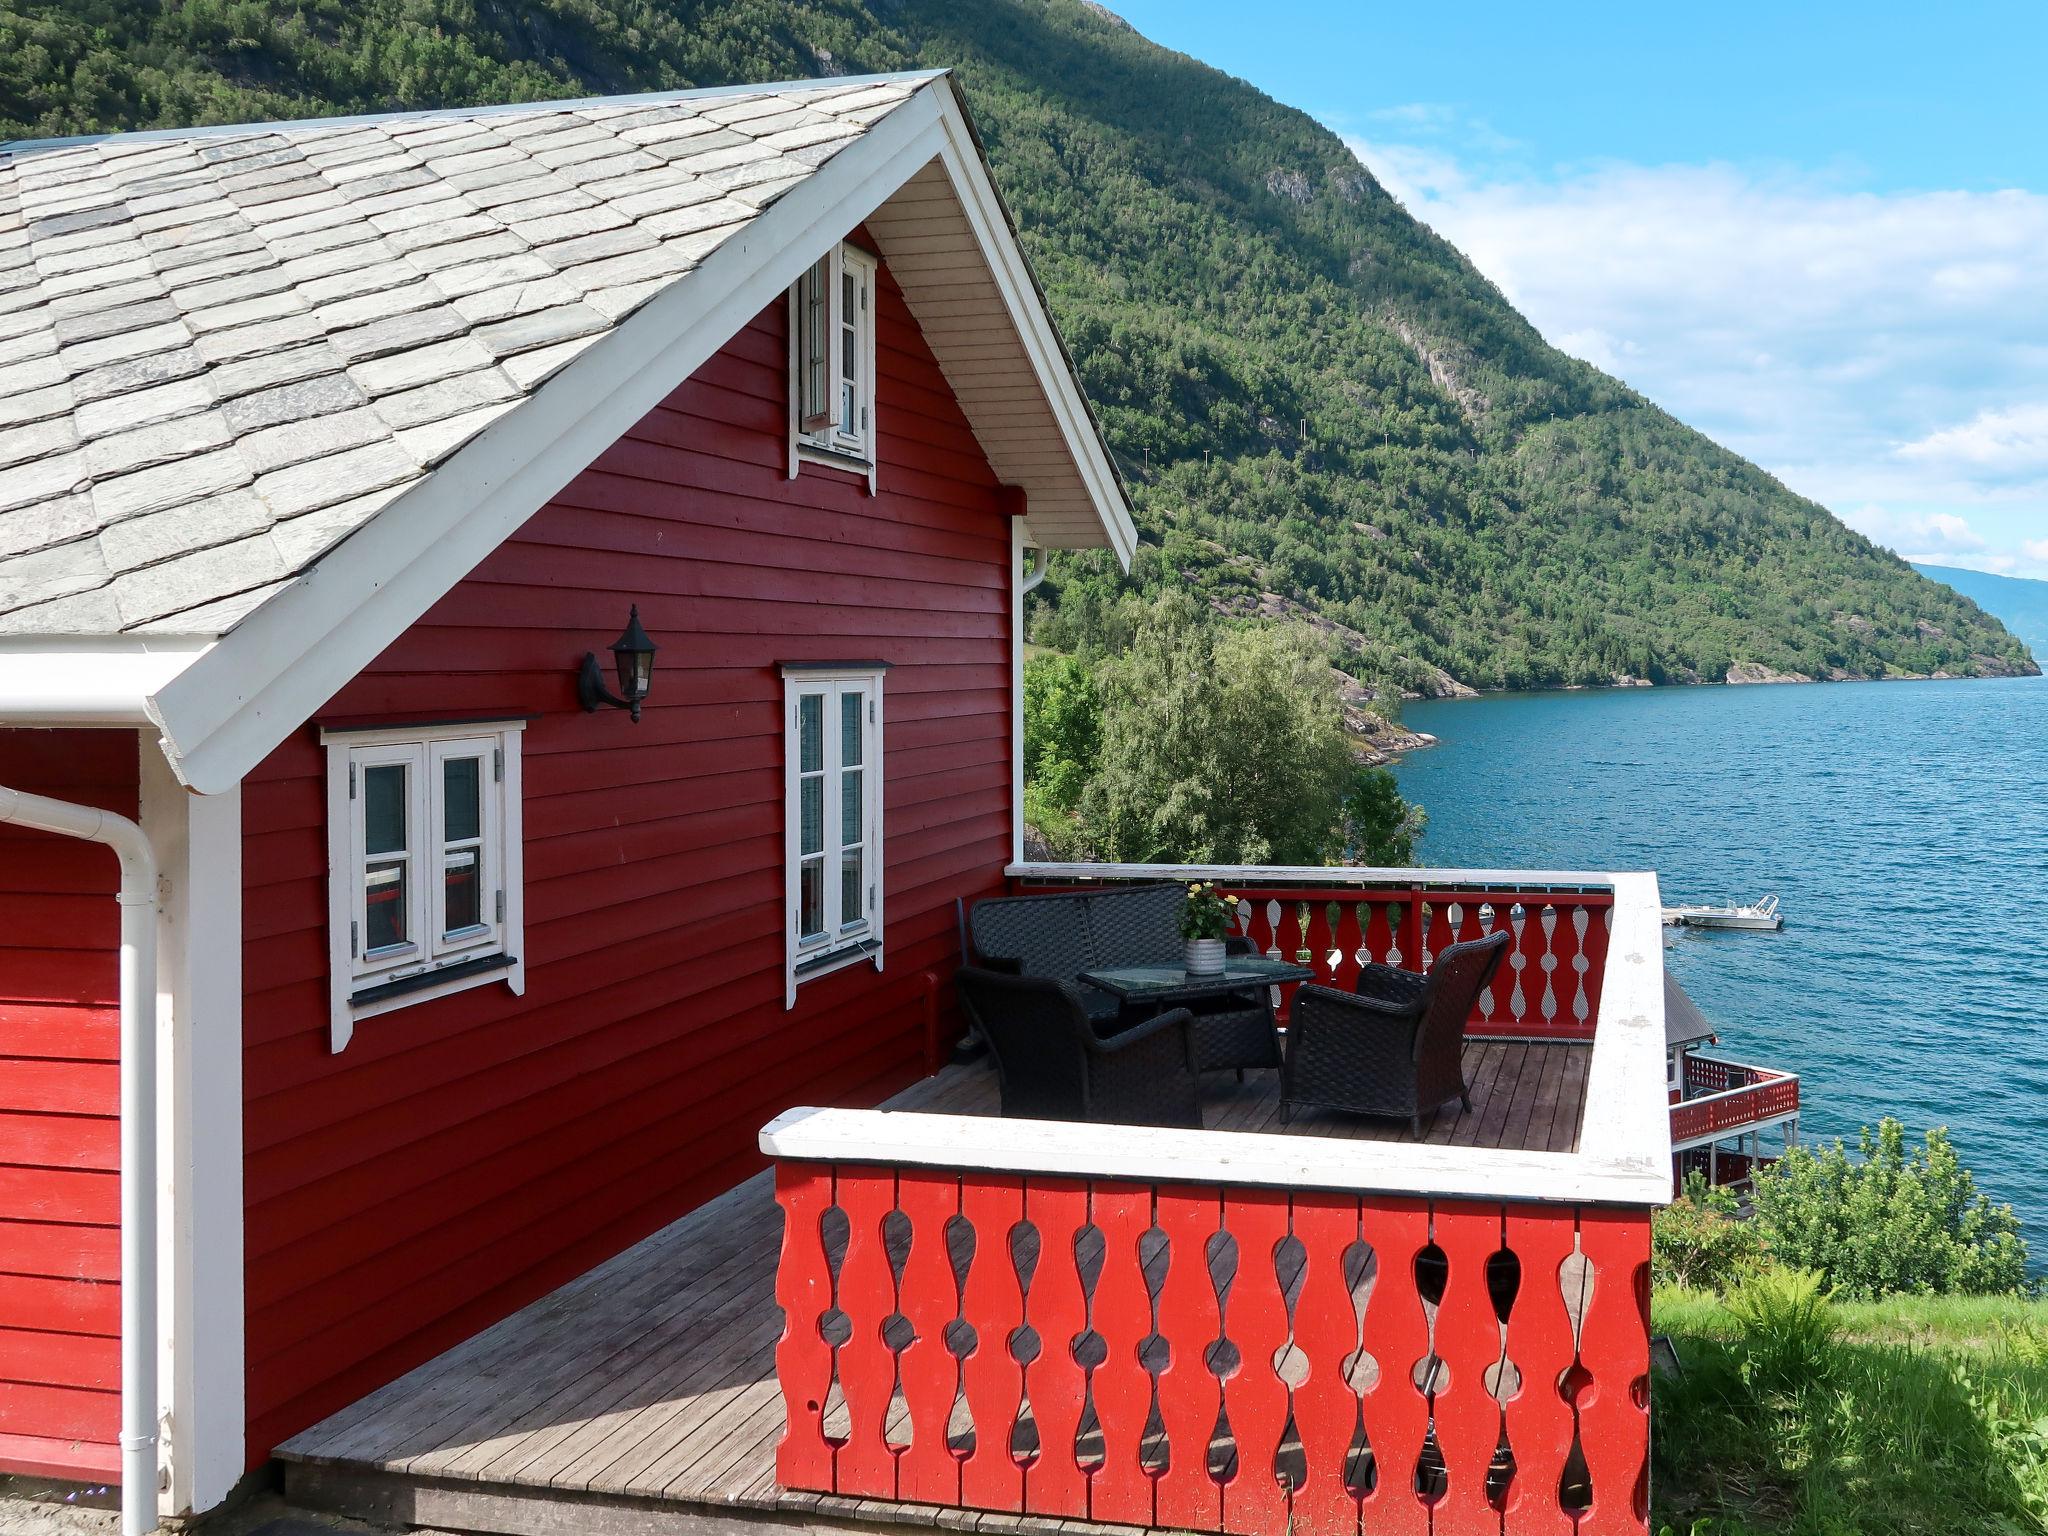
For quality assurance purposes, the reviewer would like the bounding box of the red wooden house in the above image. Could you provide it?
[0,72,1668,1536]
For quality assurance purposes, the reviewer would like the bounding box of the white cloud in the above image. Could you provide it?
[1337,119,2048,576]
[1898,401,2048,473]
[1843,505,1987,556]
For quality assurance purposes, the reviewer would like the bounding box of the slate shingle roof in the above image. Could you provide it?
[0,76,926,638]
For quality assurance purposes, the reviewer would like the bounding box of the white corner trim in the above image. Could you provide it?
[141,748,243,1516]
[760,867,1673,1208]
[147,89,952,796]
[1010,522,1026,868]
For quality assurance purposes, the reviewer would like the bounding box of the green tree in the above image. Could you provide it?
[1339,765,1425,866]
[1079,595,1354,863]
[1021,651,1100,812]
[1752,1119,2029,1299]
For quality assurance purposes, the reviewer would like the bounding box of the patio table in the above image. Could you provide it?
[1079,955,1316,1008]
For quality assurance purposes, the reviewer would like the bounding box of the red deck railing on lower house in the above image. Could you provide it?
[1669,1057,1800,1146]
[1012,865,1615,1042]
[772,1162,1651,1536]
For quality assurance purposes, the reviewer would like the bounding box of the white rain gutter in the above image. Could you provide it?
[1021,545,1049,594]
[0,786,158,1536]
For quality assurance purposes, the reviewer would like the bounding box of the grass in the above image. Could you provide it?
[1653,1285,2048,1534]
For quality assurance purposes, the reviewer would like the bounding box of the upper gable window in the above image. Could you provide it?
[789,242,877,477]
[321,720,526,1050]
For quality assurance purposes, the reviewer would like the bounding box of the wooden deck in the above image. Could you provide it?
[279,1043,1588,1536]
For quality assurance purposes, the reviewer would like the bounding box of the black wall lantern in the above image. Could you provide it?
[579,605,659,722]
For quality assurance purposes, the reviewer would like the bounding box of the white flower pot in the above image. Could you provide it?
[1184,937,1226,976]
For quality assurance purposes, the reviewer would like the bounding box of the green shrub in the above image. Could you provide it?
[1725,1267,1836,1395]
[1751,1118,2029,1300]
[1653,1172,1763,1292]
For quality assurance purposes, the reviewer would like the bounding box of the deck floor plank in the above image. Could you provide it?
[282,1040,1590,1530]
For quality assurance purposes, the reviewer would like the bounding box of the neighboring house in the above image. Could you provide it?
[0,71,1670,1536]
[0,72,1132,1513]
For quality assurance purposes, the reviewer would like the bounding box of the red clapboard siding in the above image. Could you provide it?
[241,269,1016,1464]
[0,728,132,1478]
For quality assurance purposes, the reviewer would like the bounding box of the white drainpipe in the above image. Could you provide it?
[0,786,158,1536]
[1021,545,1049,593]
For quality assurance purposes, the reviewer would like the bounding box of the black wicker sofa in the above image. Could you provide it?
[961,883,1281,1076]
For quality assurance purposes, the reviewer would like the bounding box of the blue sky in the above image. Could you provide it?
[1107,1,2048,576]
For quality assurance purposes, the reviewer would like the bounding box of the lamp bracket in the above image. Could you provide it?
[578,652,643,722]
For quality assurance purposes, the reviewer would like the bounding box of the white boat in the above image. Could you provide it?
[1661,893,1783,931]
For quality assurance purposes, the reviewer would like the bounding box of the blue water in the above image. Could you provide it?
[1394,675,2048,1238]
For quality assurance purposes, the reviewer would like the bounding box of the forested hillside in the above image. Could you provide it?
[5,0,2033,690]
[1912,563,2048,656]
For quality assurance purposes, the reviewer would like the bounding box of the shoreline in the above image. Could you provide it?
[1408,663,2043,706]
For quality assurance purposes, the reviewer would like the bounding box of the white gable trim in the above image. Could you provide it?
[144,77,1133,794]
[924,105,1137,570]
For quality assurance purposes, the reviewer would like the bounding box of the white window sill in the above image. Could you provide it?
[348,952,524,1023]
[796,442,874,477]
[792,937,884,992]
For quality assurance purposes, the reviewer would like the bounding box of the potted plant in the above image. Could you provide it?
[1180,881,1232,975]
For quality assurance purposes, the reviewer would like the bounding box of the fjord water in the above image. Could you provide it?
[1395,675,2048,1238]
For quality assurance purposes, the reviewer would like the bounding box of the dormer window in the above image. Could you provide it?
[788,241,876,478]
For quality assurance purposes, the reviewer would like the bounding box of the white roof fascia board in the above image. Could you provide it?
[148,89,951,795]
[925,84,1138,570]
[0,642,211,728]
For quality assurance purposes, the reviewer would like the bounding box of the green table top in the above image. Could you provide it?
[1080,955,1316,1002]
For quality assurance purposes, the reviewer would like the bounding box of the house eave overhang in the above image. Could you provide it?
[0,640,212,732]
[136,75,1131,795]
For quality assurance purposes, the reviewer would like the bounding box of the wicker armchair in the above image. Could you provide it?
[956,966,1203,1128]
[1279,930,1511,1136]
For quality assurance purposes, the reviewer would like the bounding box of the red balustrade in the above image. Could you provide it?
[1669,1061,1800,1145]
[1013,878,1614,1042]
[773,1162,1652,1535]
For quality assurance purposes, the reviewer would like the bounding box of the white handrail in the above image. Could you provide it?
[1009,859,1620,891]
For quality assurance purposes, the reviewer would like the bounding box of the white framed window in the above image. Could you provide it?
[783,664,886,1006]
[322,719,526,1051]
[788,241,877,483]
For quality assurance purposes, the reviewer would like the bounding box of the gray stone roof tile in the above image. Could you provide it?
[99,486,271,573]
[93,444,252,523]
[239,404,392,475]
[370,366,518,430]
[220,372,366,436]
[70,346,208,406]
[0,415,77,471]
[0,491,91,557]
[394,398,518,464]
[85,411,229,479]
[346,334,493,396]
[500,331,602,391]
[256,438,420,519]
[472,302,606,360]
[110,531,287,626]
[0,74,922,634]
[193,309,327,363]
[73,365,211,427]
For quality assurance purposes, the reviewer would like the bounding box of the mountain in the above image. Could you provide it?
[1911,565,2048,658]
[4,0,2034,691]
